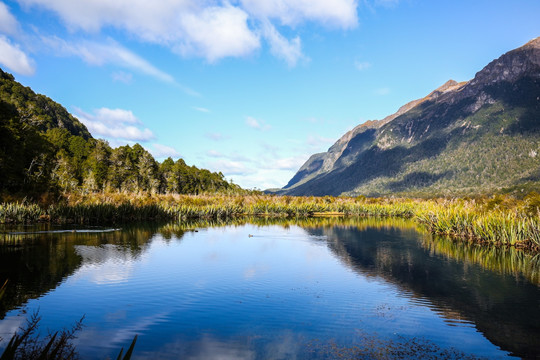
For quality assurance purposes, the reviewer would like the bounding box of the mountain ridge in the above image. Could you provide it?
[280,37,540,197]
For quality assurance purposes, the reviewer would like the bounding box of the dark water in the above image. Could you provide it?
[0,218,538,359]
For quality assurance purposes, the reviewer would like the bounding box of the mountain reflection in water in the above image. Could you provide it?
[0,218,538,359]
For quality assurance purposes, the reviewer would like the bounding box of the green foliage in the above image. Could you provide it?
[415,198,540,250]
[0,310,137,360]
[0,99,54,195]
[0,202,45,223]
[0,68,239,199]
[0,312,83,360]
[0,69,90,139]
[116,335,137,360]
[2,193,538,250]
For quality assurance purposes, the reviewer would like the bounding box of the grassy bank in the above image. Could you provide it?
[0,193,416,224]
[1,193,540,251]
[416,200,540,250]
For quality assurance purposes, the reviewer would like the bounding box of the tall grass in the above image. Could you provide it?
[1,192,540,251]
[0,202,45,223]
[415,199,540,250]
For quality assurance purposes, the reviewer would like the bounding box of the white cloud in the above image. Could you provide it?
[0,35,35,75]
[17,0,190,36]
[25,1,260,63]
[246,116,271,131]
[73,245,136,285]
[89,123,154,141]
[202,147,309,189]
[94,108,139,124]
[175,5,260,62]
[230,169,294,189]
[207,150,223,158]
[193,106,210,113]
[74,107,155,141]
[240,0,358,28]
[0,1,20,35]
[307,134,335,147]
[354,60,371,70]
[150,144,181,159]
[207,159,257,176]
[262,20,303,67]
[111,71,133,84]
[263,155,307,171]
[42,36,175,83]
[206,150,252,163]
[19,0,360,65]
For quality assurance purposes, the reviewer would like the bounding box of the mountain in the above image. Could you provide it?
[0,68,237,198]
[280,37,540,197]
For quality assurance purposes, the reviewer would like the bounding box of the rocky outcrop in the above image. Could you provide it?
[280,37,540,196]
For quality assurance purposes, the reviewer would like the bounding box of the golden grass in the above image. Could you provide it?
[1,192,540,251]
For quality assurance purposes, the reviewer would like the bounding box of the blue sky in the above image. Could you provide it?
[0,0,539,189]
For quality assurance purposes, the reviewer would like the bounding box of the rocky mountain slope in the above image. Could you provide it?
[280,37,540,197]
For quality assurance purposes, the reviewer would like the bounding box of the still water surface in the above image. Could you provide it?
[0,218,539,359]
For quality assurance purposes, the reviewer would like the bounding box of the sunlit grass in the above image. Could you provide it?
[2,192,540,251]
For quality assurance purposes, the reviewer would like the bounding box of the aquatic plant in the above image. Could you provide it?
[0,312,83,360]
[415,200,540,250]
[0,310,137,360]
[0,203,44,224]
[2,193,540,251]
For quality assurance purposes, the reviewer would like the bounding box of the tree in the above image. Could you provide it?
[107,146,136,192]
[51,149,78,193]
[0,99,54,195]
[159,157,177,193]
[136,148,159,193]
[84,139,111,190]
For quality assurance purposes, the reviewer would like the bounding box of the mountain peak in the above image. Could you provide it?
[466,37,540,90]
[521,36,540,49]
[280,36,540,197]
[433,79,462,93]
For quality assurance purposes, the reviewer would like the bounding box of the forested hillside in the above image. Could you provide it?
[0,68,238,200]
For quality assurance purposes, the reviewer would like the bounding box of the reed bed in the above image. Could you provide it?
[0,202,45,223]
[416,199,540,250]
[2,193,540,251]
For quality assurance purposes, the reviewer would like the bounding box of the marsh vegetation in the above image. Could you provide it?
[2,193,540,251]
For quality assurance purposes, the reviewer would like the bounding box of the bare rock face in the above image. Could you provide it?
[280,37,540,196]
[473,37,540,84]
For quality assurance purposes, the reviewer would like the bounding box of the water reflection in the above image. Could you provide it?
[421,234,540,285]
[0,224,158,318]
[0,218,539,359]
[73,245,138,285]
[306,222,540,358]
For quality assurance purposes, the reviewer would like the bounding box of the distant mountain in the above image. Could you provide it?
[280,37,540,197]
[0,68,237,197]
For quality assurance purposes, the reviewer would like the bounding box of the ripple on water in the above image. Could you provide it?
[0,222,535,359]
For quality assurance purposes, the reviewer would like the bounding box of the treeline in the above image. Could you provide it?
[0,69,239,199]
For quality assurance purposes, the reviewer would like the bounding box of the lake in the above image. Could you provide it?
[0,218,539,359]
